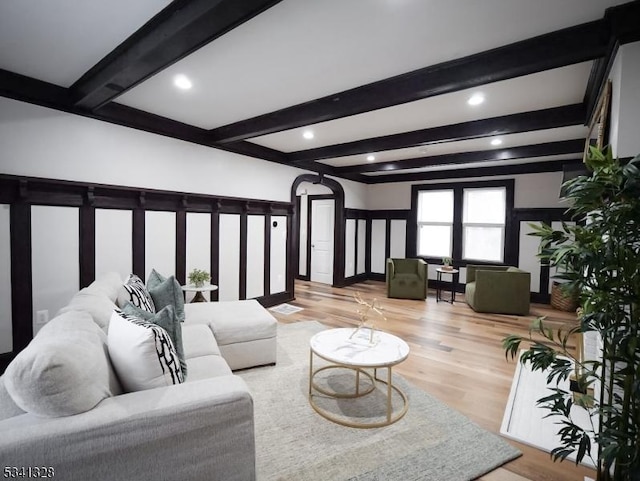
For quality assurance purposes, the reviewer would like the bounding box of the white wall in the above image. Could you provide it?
[0,205,12,353]
[145,211,176,281]
[298,194,308,276]
[357,219,366,275]
[218,214,240,301]
[186,212,211,301]
[609,41,640,158]
[366,172,566,210]
[389,219,406,258]
[0,97,366,207]
[95,209,132,281]
[345,219,356,277]
[370,219,386,274]
[246,215,265,299]
[31,206,79,335]
[270,216,287,294]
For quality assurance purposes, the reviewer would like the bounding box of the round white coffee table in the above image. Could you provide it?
[181,284,218,303]
[308,327,410,428]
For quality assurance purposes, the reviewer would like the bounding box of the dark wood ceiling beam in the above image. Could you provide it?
[365,159,584,183]
[289,103,586,163]
[70,0,284,111]
[335,139,585,174]
[0,69,72,110]
[209,21,607,143]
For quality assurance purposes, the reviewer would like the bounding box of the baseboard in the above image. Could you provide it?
[368,273,386,282]
[256,291,294,308]
[339,273,368,287]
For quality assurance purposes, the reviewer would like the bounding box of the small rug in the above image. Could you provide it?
[238,321,521,481]
[500,351,598,467]
[269,303,304,315]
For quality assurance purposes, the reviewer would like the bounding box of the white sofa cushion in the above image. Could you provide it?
[85,271,122,303]
[57,290,118,331]
[182,324,221,358]
[4,311,120,417]
[184,300,277,345]
[186,356,233,381]
[108,309,184,392]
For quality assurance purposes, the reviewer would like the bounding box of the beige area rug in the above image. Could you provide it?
[238,321,521,481]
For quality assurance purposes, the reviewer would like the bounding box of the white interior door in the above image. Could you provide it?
[310,199,334,285]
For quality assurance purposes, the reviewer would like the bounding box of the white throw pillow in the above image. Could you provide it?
[117,274,156,313]
[108,309,184,392]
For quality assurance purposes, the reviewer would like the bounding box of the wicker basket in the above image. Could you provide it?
[550,281,578,312]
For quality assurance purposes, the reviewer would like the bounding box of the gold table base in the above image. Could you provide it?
[308,350,409,429]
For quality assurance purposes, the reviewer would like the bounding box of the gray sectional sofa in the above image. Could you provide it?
[0,272,278,481]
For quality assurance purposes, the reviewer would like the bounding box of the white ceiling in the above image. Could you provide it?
[116,0,625,129]
[250,63,592,152]
[318,125,587,167]
[0,0,629,182]
[364,153,580,176]
[0,0,171,87]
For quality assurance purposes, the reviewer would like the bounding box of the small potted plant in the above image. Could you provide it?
[442,257,453,271]
[188,268,210,287]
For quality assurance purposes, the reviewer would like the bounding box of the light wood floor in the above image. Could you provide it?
[269,279,594,481]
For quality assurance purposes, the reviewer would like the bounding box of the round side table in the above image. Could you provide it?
[436,267,459,303]
[181,284,219,302]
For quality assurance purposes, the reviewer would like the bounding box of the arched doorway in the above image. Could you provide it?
[289,174,345,294]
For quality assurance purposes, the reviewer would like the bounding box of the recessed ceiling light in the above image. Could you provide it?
[366,155,375,161]
[467,93,485,106]
[490,138,503,146]
[303,130,314,140]
[174,74,192,90]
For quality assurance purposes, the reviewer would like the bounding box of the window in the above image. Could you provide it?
[416,190,453,257]
[412,180,512,264]
[462,187,506,262]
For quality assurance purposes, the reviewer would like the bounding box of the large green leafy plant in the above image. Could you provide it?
[503,147,640,481]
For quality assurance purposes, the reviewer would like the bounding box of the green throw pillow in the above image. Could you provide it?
[147,269,185,323]
[122,303,187,379]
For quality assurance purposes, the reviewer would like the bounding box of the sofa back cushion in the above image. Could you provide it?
[3,311,121,417]
[56,272,123,331]
[0,376,25,421]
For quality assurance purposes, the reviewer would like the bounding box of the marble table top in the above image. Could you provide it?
[310,328,409,368]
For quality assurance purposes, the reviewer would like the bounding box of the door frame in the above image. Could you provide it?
[290,175,345,292]
[308,195,335,285]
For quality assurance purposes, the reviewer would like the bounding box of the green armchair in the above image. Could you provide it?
[465,265,531,315]
[386,258,428,300]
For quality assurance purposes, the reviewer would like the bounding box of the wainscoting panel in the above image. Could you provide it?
[519,221,542,292]
[0,205,12,354]
[246,215,265,299]
[95,208,132,281]
[298,195,308,277]
[357,219,366,275]
[345,219,356,278]
[219,214,240,301]
[145,211,176,281]
[31,206,79,335]
[370,219,387,274]
[389,219,407,259]
[270,216,287,294]
[186,212,211,301]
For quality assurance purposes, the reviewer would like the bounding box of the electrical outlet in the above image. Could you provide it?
[36,310,49,325]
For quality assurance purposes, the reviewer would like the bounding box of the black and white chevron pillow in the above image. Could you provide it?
[107,309,184,392]
[122,274,156,313]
